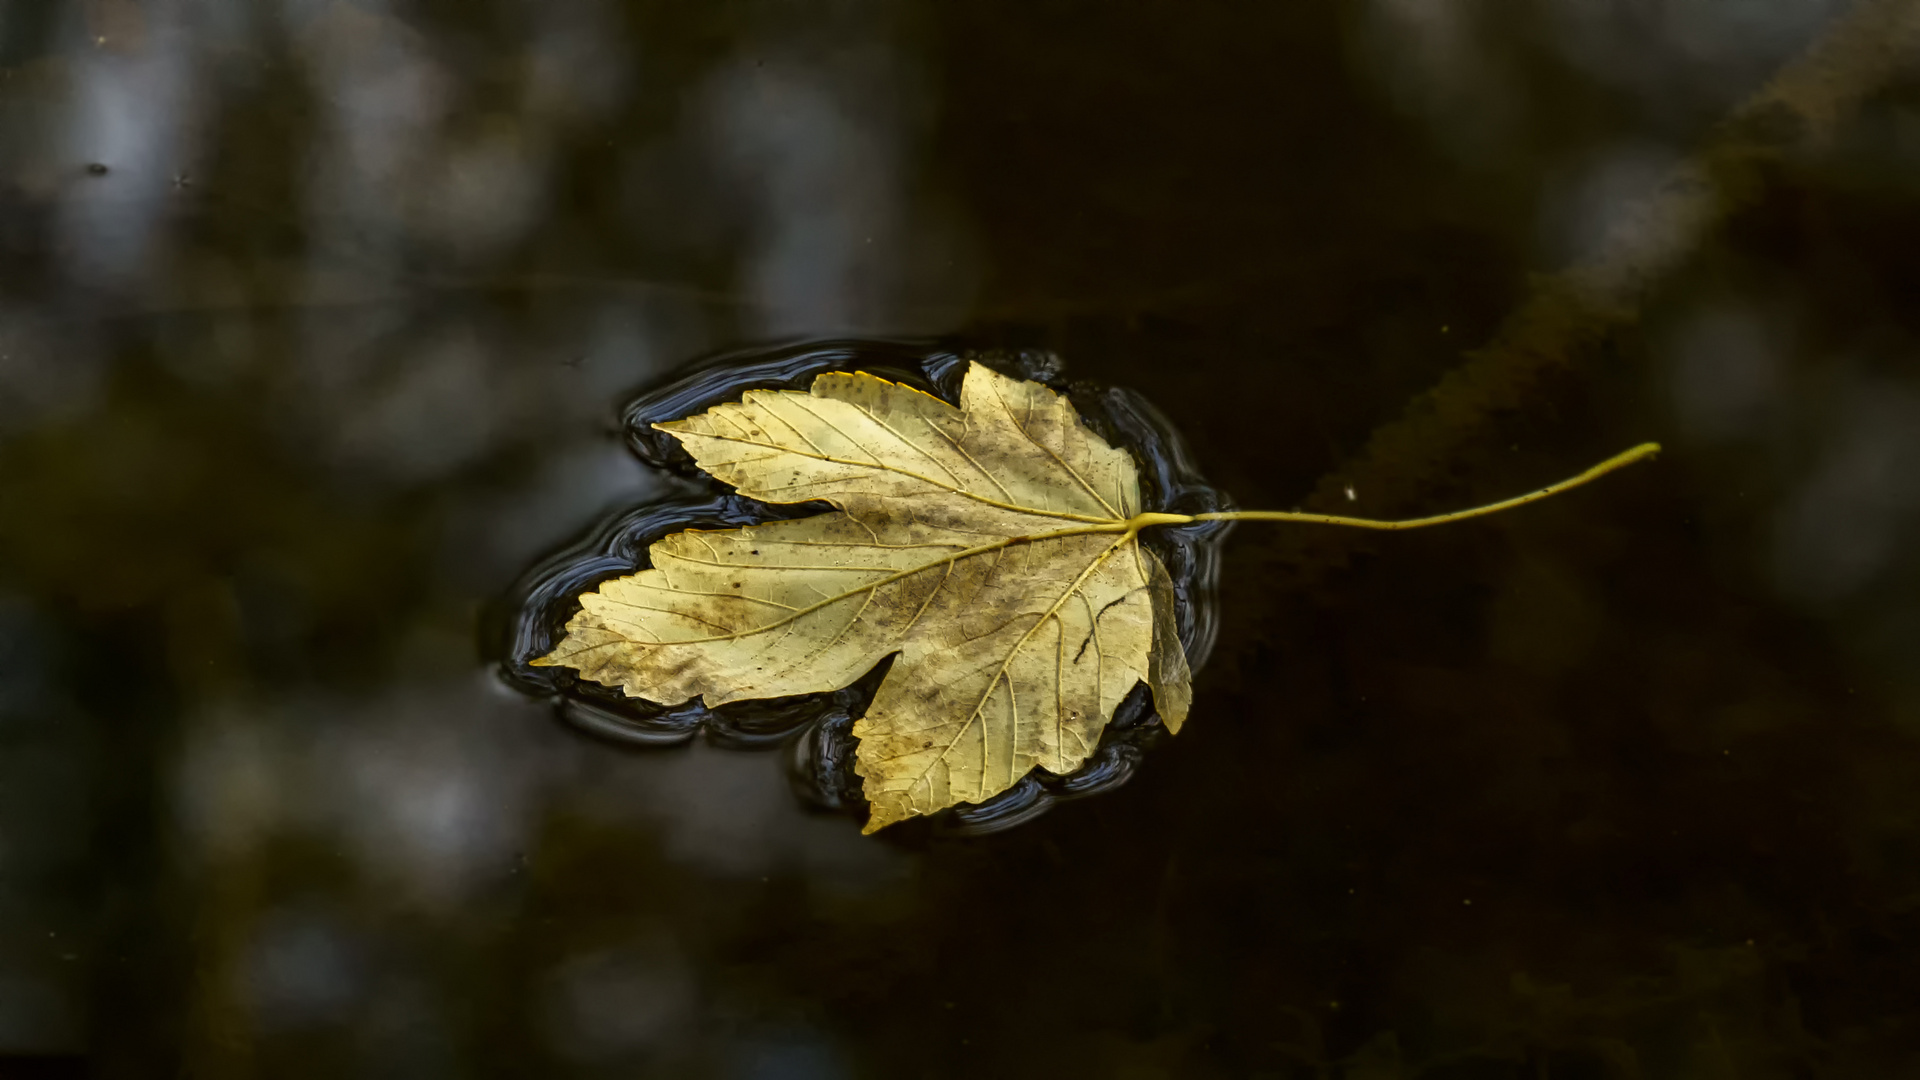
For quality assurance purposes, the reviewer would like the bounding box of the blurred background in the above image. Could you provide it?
[3,0,1920,1076]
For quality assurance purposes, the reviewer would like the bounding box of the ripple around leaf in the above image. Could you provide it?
[492,339,1232,834]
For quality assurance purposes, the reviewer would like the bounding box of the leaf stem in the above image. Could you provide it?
[1131,442,1661,532]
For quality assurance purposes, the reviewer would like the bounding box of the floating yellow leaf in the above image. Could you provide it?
[536,361,1660,832]
[537,363,1184,831]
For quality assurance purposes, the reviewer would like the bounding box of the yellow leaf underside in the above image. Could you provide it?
[536,362,1193,832]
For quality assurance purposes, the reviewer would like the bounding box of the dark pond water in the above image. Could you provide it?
[4,2,1920,1077]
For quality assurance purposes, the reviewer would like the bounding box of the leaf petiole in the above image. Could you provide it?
[1124,442,1661,533]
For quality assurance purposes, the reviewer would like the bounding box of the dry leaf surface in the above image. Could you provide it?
[536,361,1191,831]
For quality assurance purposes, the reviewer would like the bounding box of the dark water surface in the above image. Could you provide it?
[4,2,1920,1077]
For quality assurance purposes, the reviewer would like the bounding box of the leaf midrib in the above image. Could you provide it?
[667,428,1121,525]
[605,520,1132,649]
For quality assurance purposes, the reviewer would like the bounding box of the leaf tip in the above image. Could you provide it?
[860,796,914,834]
[1156,693,1189,735]
[1144,548,1194,735]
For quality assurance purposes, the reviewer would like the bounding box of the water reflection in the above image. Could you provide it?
[244,906,367,1033]
[2,0,1920,1075]
[1666,299,1788,443]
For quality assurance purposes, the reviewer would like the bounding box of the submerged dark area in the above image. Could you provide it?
[4,1,1920,1077]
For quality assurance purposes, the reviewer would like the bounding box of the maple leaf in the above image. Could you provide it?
[535,361,1658,832]
[536,362,1189,832]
